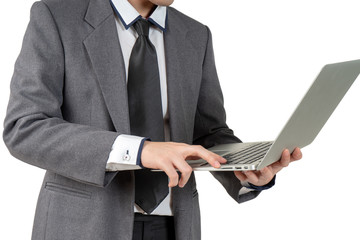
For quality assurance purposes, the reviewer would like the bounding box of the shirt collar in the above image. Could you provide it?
[110,0,167,32]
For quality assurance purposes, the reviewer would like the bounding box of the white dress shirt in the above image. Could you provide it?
[106,0,173,216]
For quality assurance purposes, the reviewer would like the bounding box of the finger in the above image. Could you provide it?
[291,147,302,161]
[196,148,227,165]
[185,156,201,160]
[187,146,225,168]
[280,149,291,167]
[259,167,274,182]
[244,171,259,185]
[197,146,227,164]
[160,163,180,187]
[216,154,227,164]
[174,160,193,188]
[234,171,247,181]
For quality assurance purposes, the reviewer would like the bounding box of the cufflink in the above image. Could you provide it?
[123,150,131,161]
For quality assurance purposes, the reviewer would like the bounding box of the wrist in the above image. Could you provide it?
[246,175,276,191]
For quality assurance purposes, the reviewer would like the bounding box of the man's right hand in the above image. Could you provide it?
[141,141,226,188]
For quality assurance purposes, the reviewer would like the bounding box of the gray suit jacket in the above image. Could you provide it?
[3,0,261,239]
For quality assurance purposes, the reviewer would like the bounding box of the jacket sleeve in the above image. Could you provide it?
[192,26,261,203]
[3,1,119,188]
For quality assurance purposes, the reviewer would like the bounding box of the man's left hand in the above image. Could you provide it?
[234,147,302,187]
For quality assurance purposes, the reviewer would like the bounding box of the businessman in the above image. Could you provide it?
[3,0,302,239]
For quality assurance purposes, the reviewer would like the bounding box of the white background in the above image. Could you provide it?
[1,0,359,239]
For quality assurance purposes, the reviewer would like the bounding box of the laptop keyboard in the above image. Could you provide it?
[223,142,273,165]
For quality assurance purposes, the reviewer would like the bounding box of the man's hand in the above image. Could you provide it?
[234,147,303,187]
[141,141,227,188]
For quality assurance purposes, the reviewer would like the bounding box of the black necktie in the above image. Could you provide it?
[128,18,169,214]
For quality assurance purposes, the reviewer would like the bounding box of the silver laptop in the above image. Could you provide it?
[189,59,360,171]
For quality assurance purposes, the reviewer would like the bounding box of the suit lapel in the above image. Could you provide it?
[165,10,195,239]
[164,13,191,144]
[83,0,130,133]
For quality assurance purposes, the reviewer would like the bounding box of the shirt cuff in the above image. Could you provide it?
[106,134,147,171]
[245,175,276,191]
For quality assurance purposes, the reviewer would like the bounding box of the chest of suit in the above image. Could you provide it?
[48,3,208,144]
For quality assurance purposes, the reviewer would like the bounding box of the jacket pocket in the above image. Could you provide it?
[45,182,92,199]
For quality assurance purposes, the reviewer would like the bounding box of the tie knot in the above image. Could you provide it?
[133,18,150,37]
